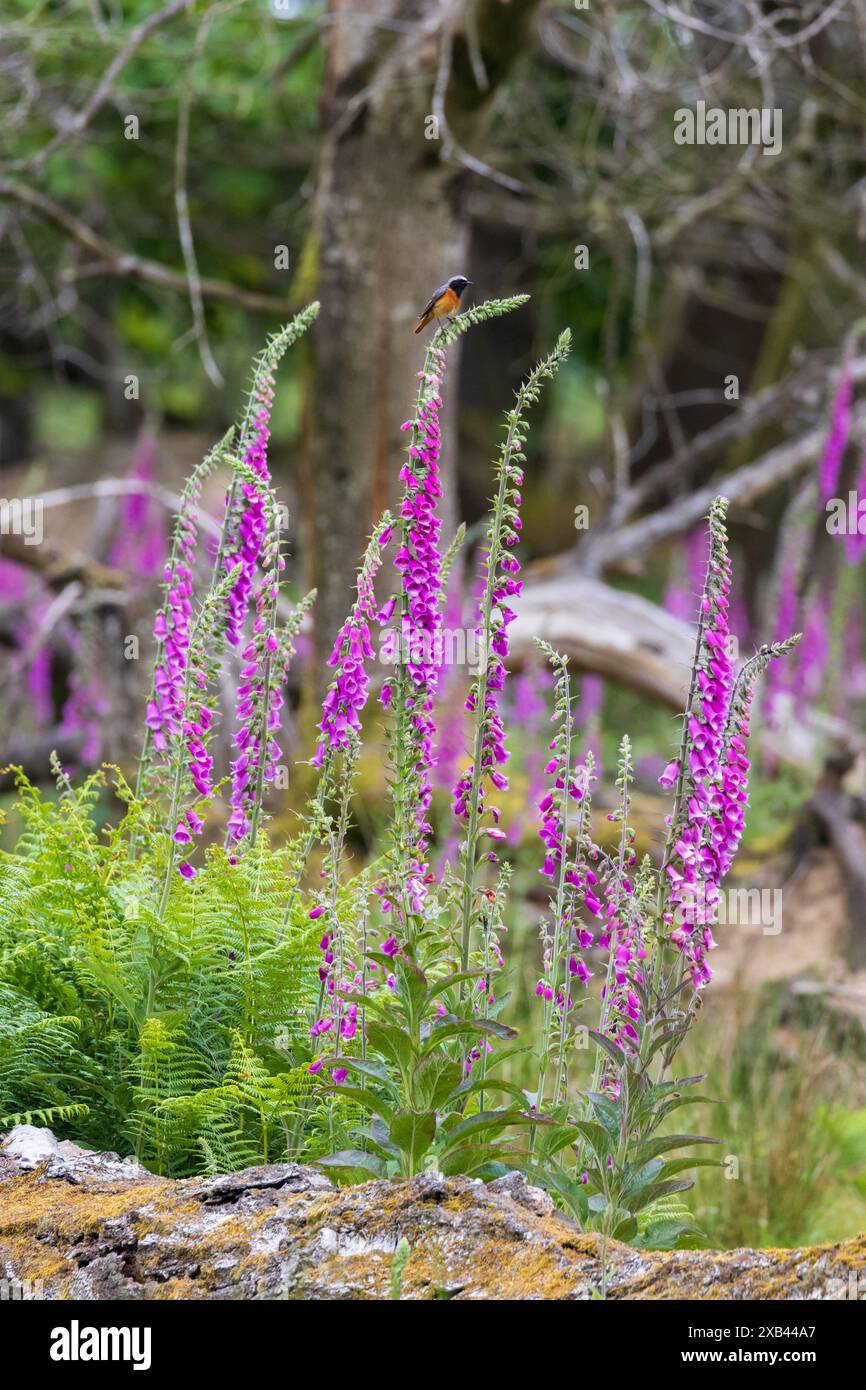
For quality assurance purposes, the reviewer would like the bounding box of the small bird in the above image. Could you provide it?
[413,275,472,334]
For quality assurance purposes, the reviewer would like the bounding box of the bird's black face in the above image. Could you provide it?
[448,275,471,299]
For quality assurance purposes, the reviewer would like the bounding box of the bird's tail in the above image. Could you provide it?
[414,312,433,335]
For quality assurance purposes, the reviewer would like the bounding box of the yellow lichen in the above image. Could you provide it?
[2,1162,864,1300]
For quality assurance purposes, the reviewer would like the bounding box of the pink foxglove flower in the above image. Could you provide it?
[845,447,866,566]
[663,499,735,988]
[108,428,166,582]
[818,354,852,504]
[311,514,394,770]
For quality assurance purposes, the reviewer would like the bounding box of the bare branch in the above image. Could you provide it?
[0,177,288,315]
[173,10,223,387]
[577,422,836,574]
[0,530,127,592]
[35,478,224,543]
[603,351,866,534]
[18,0,194,174]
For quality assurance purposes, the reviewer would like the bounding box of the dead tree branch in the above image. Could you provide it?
[0,178,288,316]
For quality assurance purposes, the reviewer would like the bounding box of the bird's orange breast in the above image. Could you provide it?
[433,286,460,317]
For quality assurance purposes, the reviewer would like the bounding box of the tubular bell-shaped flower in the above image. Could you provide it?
[227,483,282,843]
[388,343,446,830]
[108,428,166,582]
[659,499,734,986]
[845,447,866,566]
[158,560,242,904]
[228,503,315,845]
[596,737,646,1060]
[142,431,233,766]
[379,296,533,931]
[660,500,801,989]
[216,307,319,653]
[223,388,272,649]
[376,345,447,923]
[818,350,852,504]
[531,643,596,1118]
[455,330,572,974]
[716,634,801,880]
[311,513,394,771]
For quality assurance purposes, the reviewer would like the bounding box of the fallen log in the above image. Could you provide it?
[1,1126,862,1301]
[510,572,694,709]
[808,782,866,973]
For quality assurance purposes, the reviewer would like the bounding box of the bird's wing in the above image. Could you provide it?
[417,281,449,320]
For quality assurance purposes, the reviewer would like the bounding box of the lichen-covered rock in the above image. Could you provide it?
[1,1128,863,1300]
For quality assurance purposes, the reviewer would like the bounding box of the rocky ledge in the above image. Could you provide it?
[1,1127,863,1300]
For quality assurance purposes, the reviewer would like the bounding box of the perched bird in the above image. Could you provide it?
[413,275,472,334]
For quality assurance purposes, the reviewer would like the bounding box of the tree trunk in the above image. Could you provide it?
[303,0,540,676]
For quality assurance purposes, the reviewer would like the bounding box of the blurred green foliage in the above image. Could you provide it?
[36,383,102,450]
[1,0,323,428]
[686,988,866,1248]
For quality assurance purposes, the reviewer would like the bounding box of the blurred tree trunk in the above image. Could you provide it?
[303,0,540,676]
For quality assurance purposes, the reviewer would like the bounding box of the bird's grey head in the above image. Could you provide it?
[448,276,472,297]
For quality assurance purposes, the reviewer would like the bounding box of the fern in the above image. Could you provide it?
[0,770,323,1176]
[0,1103,90,1129]
[636,1194,704,1250]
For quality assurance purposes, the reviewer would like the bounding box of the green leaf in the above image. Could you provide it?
[335,987,394,1021]
[633,1133,720,1165]
[583,1090,621,1138]
[654,1095,719,1127]
[571,1118,615,1163]
[519,1162,590,1221]
[359,1127,398,1162]
[390,1110,436,1167]
[425,971,487,1007]
[628,1178,695,1213]
[325,1084,395,1127]
[0,1101,90,1128]
[425,1016,517,1055]
[621,1158,664,1203]
[411,1055,462,1111]
[316,1151,386,1184]
[534,1123,583,1159]
[392,956,429,1021]
[390,1237,411,1299]
[438,1108,532,1158]
[366,1020,416,1074]
[642,1026,689,1065]
[589,1029,627,1070]
[637,1216,704,1251]
[471,1044,534,1074]
[612,1215,638,1242]
[447,1075,533,1109]
[439,1143,530,1177]
[327,1055,390,1085]
[638,1078,690,1107]
[658,1155,725,1180]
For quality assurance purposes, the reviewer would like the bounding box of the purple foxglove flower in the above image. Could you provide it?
[108,428,166,582]
[819,355,852,504]
[845,447,866,566]
[662,500,735,987]
[311,516,393,769]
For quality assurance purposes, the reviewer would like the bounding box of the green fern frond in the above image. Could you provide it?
[0,786,321,1175]
[0,1102,90,1129]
